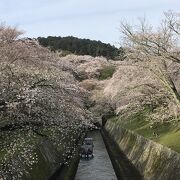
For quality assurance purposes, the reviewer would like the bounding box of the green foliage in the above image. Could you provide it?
[38,36,122,59]
[112,108,180,152]
[59,50,72,57]
[98,65,116,80]
[113,47,126,61]
[157,131,180,152]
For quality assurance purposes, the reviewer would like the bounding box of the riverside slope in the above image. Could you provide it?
[105,120,180,180]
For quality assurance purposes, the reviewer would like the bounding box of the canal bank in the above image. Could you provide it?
[105,120,180,180]
[48,131,86,180]
[101,129,143,180]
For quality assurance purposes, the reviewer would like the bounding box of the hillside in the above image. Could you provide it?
[38,36,121,59]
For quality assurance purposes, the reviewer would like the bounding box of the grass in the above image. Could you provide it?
[156,131,180,152]
[112,108,180,153]
[98,65,116,80]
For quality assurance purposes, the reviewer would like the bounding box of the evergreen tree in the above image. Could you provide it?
[38,36,123,60]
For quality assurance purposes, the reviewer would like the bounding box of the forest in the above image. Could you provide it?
[38,36,120,59]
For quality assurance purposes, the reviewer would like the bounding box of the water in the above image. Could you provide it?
[75,131,117,180]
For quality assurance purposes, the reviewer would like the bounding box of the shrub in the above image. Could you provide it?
[98,65,116,80]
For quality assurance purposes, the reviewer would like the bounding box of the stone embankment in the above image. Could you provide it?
[105,120,180,180]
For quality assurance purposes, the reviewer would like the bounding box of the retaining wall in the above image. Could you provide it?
[105,120,180,180]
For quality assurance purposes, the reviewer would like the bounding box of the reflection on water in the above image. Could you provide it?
[75,131,117,180]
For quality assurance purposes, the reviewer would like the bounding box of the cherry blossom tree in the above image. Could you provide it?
[120,11,180,106]
[0,24,93,179]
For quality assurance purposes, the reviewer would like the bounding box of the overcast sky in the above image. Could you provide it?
[0,0,180,46]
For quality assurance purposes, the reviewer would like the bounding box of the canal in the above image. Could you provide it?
[75,130,117,180]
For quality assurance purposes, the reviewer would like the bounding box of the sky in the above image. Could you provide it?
[0,0,180,47]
